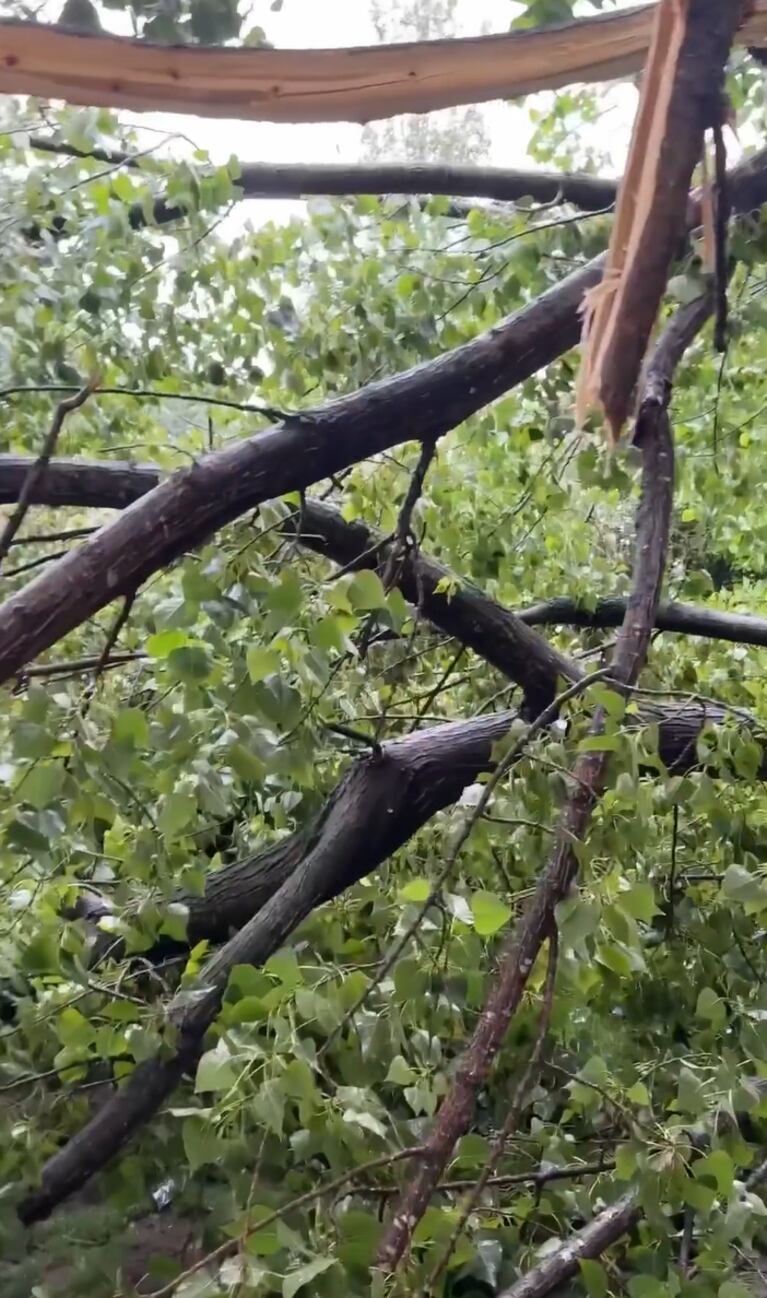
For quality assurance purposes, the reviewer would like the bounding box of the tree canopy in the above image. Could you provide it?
[4,3,767,1298]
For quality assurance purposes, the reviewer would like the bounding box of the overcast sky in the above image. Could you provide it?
[101,0,640,231]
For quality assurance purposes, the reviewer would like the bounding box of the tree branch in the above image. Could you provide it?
[1,7,766,124]
[497,1193,640,1298]
[373,291,707,1275]
[0,382,95,568]
[27,135,619,229]
[518,595,767,648]
[0,255,602,686]
[1,142,765,685]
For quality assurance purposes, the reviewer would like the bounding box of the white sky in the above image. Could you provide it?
[102,0,641,231]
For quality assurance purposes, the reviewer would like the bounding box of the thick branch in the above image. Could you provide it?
[27,136,619,231]
[518,595,767,647]
[1,7,766,124]
[2,142,766,684]
[0,256,601,685]
[497,1194,640,1298]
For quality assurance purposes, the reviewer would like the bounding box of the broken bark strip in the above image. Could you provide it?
[497,1194,640,1298]
[518,595,767,648]
[577,0,744,441]
[373,295,703,1276]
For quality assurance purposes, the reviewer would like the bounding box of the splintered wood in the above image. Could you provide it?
[575,0,744,443]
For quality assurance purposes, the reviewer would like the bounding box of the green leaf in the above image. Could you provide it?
[146,629,189,658]
[158,791,197,837]
[400,878,431,903]
[283,1257,336,1298]
[195,1042,239,1093]
[348,569,386,610]
[694,1149,734,1196]
[579,1259,608,1298]
[21,764,64,809]
[246,647,280,682]
[182,1116,224,1171]
[555,894,599,948]
[618,883,658,923]
[112,708,149,747]
[470,890,512,937]
[386,1055,417,1085]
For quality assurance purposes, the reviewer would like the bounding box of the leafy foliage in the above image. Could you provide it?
[2,45,767,1298]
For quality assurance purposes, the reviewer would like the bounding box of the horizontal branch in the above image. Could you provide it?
[498,1194,640,1298]
[4,456,767,675]
[518,594,767,647]
[27,136,619,230]
[1,5,766,124]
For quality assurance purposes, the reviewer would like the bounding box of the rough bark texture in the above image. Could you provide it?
[373,295,700,1274]
[1,145,766,687]
[10,297,760,1228]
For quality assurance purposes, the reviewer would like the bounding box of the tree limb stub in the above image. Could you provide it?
[373,293,701,1275]
[1,4,766,123]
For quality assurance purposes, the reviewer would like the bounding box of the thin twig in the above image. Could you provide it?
[0,381,97,568]
[145,1146,425,1298]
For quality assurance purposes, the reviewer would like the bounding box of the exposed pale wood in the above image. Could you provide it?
[0,3,765,124]
[576,0,744,441]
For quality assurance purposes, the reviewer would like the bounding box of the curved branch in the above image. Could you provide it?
[1,6,766,124]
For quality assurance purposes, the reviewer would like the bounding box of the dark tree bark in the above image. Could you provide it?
[0,255,601,687]
[1,144,765,687]
[26,137,619,234]
[518,594,767,647]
